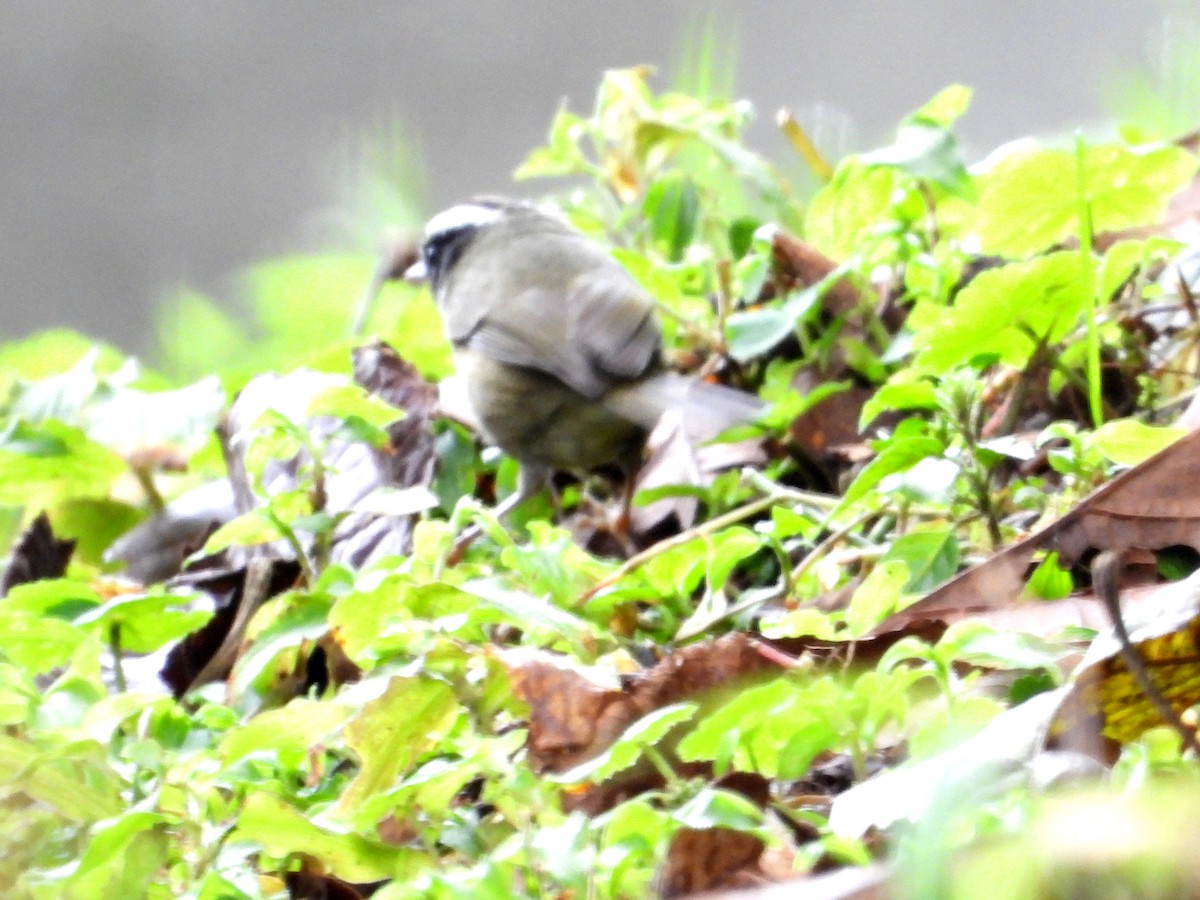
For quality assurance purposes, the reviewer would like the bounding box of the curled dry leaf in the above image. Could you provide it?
[502,633,785,775]
[0,512,74,595]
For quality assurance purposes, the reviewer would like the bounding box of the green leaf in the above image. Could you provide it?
[972,142,1199,257]
[202,508,286,553]
[672,786,765,833]
[335,676,460,820]
[842,435,946,505]
[228,592,333,697]
[66,811,169,900]
[49,498,142,567]
[946,623,1075,671]
[881,529,959,594]
[679,679,839,779]
[0,612,89,676]
[1093,418,1185,466]
[0,733,122,820]
[913,84,973,127]
[0,330,129,400]
[0,421,125,507]
[804,162,899,261]
[307,383,403,430]
[551,703,698,784]
[74,590,212,655]
[232,792,429,882]
[219,698,352,769]
[910,252,1090,371]
[1026,552,1074,600]
[859,379,938,429]
[156,288,254,385]
[643,172,700,261]
[461,577,600,647]
[861,121,973,198]
[845,560,910,637]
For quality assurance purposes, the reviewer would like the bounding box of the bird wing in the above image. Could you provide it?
[447,268,661,400]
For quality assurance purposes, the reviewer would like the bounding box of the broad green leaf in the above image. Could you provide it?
[0,734,122,820]
[881,529,960,594]
[842,435,945,505]
[74,590,212,655]
[155,288,253,385]
[219,698,352,768]
[49,498,142,567]
[1026,552,1074,600]
[643,172,699,261]
[679,679,839,779]
[0,421,125,506]
[461,577,600,647]
[861,121,973,198]
[804,162,899,261]
[914,84,973,127]
[307,383,402,429]
[948,624,1075,671]
[228,592,333,697]
[859,379,938,429]
[233,791,429,882]
[1093,418,1185,466]
[972,142,1199,257]
[66,811,169,900]
[845,560,911,637]
[335,676,460,820]
[911,252,1090,371]
[672,786,766,833]
[0,612,88,675]
[0,329,128,399]
[725,279,826,362]
[203,508,286,553]
[82,376,226,458]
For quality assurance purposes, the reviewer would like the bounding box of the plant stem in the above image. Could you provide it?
[578,486,779,603]
[109,623,126,693]
[1074,132,1104,428]
[776,109,834,182]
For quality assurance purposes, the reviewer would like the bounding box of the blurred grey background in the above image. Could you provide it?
[0,1,1182,355]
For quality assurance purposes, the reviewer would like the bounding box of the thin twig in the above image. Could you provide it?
[216,417,256,516]
[1092,550,1200,757]
[577,491,779,603]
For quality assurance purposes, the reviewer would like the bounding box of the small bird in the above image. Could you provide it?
[407,197,763,533]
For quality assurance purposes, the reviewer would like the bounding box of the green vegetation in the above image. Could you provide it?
[2,66,1199,898]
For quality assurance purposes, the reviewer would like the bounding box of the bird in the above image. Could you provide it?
[406,196,763,540]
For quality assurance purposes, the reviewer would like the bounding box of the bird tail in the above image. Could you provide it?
[605,371,765,444]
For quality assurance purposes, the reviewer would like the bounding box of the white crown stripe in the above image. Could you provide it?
[424,204,504,238]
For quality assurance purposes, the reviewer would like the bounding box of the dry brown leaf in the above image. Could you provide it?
[771,231,867,318]
[661,827,766,898]
[503,634,784,776]
[0,512,74,595]
[875,427,1200,635]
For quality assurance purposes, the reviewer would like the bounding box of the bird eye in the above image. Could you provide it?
[420,225,473,285]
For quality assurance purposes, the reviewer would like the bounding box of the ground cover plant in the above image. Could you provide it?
[4,65,1200,898]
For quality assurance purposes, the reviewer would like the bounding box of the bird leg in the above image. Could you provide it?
[446,463,550,565]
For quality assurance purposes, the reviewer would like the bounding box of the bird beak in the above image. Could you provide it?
[403,258,429,283]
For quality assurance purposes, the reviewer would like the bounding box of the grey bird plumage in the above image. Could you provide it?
[411,197,763,523]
